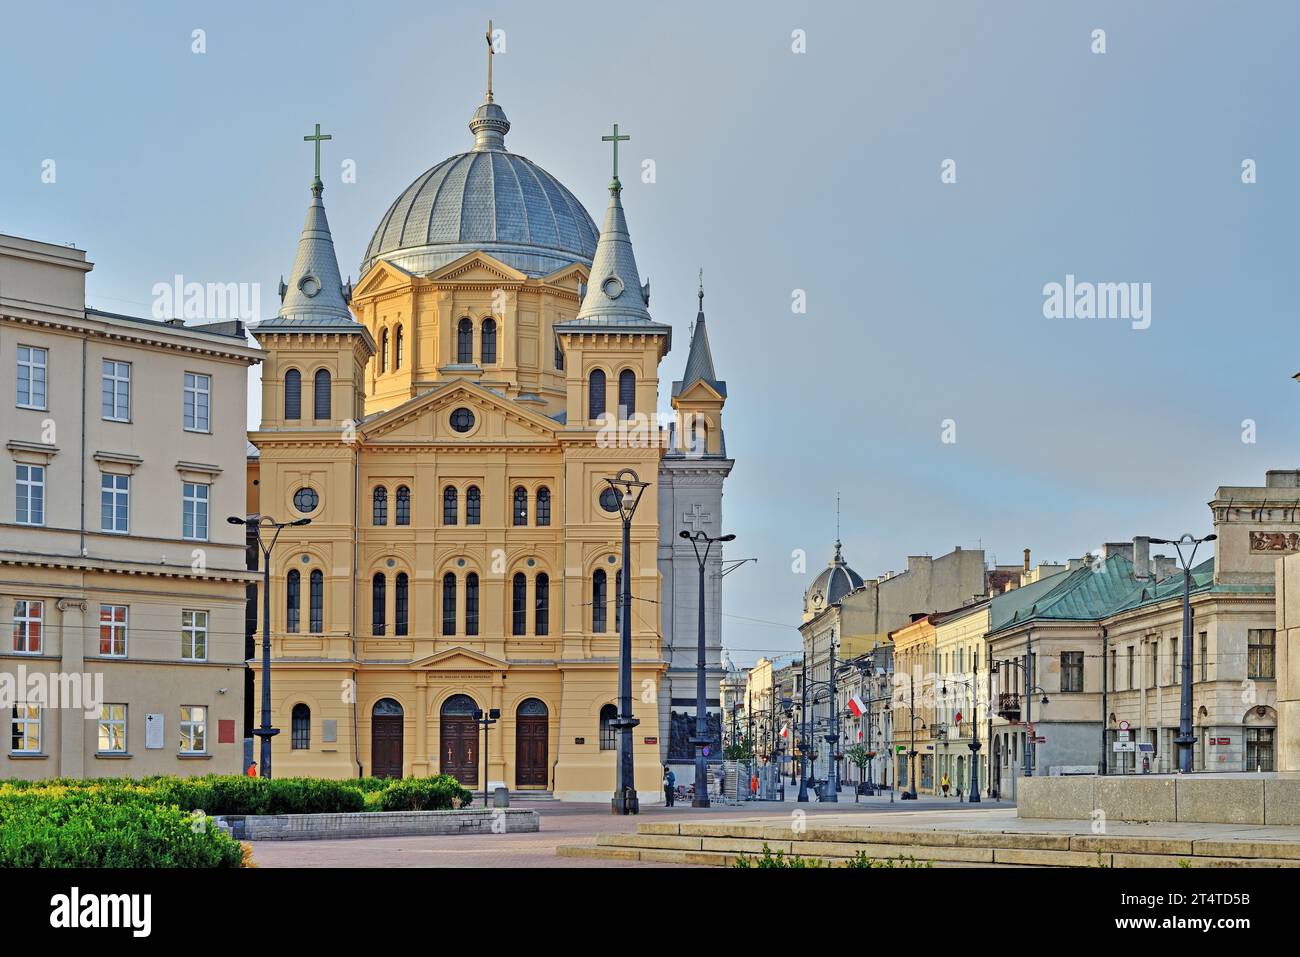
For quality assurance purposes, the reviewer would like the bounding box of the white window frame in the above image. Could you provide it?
[183,372,211,432]
[99,603,128,658]
[179,705,207,754]
[15,464,45,526]
[11,704,41,753]
[16,345,47,410]
[12,600,43,654]
[100,472,129,533]
[182,609,208,662]
[182,482,209,541]
[98,703,127,754]
[101,359,131,421]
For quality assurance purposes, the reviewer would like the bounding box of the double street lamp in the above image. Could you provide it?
[941,675,980,803]
[606,469,650,815]
[227,513,312,779]
[472,708,501,807]
[1148,533,1216,773]
[680,529,735,808]
[991,657,1049,778]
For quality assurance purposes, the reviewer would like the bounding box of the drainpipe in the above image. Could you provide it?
[351,443,362,777]
[79,336,86,557]
[1100,626,1108,775]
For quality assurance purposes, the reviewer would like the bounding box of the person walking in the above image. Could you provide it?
[941,772,951,797]
[664,766,676,807]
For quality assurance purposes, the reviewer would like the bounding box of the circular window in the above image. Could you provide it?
[601,276,625,300]
[450,408,475,433]
[298,274,321,298]
[293,488,319,513]
[599,487,622,513]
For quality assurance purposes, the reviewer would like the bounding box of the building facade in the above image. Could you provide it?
[247,69,731,800]
[0,232,260,779]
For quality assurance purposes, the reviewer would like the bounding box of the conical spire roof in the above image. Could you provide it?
[673,277,726,398]
[269,180,355,327]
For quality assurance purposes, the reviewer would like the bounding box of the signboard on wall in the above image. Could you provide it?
[145,713,164,749]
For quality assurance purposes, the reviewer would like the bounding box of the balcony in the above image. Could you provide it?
[996,692,1021,722]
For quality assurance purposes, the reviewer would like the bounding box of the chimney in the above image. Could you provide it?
[1132,536,1150,580]
[1023,548,1031,573]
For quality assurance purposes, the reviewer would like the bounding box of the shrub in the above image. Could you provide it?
[733,843,823,868]
[376,775,473,811]
[0,785,243,868]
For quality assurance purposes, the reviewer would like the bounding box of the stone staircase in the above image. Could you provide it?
[557,819,1300,867]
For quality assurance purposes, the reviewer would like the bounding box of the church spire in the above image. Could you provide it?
[573,123,659,326]
[275,124,353,324]
[673,266,723,398]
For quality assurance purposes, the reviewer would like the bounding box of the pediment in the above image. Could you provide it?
[425,250,527,285]
[540,262,590,288]
[354,260,415,298]
[410,646,508,671]
[673,379,725,404]
[362,380,559,445]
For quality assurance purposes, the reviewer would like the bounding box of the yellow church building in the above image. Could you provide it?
[246,58,728,801]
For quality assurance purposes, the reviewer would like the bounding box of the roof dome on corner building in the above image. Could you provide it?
[804,541,865,617]
[360,96,599,279]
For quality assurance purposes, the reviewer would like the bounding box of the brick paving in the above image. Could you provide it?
[248,793,985,867]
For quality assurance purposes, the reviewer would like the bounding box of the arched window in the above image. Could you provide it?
[380,328,389,373]
[394,324,404,370]
[615,569,624,633]
[618,369,636,417]
[513,487,528,526]
[395,486,411,525]
[443,486,458,525]
[535,573,549,636]
[313,369,331,420]
[284,369,302,420]
[291,704,310,750]
[536,487,551,527]
[372,573,386,636]
[512,573,527,636]
[481,318,497,365]
[286,569,301,633]
[599,703,618,750]
[373,486,388,526]
[309,569,323,633]
[690,417,707,455]
[457,318,474,364]
[555,339,564,370]
[592,569,607,633]
[442,573,456,636]
[466,486,481,525]
[465,573,479,636]
[588,369,606,419]
[395,572,409,636]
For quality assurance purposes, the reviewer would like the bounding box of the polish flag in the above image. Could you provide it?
[955,711,963,724]
[780,724,790,739]
[847,694,866,718]
[857,729,863,742]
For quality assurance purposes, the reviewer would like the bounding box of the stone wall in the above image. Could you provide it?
[217,807,539,841]
[1019,775,1300,825]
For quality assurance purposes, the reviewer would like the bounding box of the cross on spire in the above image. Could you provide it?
[304,123,332,189]
[602,122,630,189]
[485,19,496,102]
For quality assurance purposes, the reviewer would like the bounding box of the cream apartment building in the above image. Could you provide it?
[0,233,261,778]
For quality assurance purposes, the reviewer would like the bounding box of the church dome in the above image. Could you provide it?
[360,98,598,279]
[804,541,865,617]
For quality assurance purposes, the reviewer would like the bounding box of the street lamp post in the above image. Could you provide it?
[992,657,1049,787]
[679,529,735,808]
[472,707,501,807]
[942,676,981,804]
[798,663,810,803]
[605,469,650,815]
[1149,533,1216,773]
[227,514,311,779]
[902,675,919,800]
[823,630,839,803]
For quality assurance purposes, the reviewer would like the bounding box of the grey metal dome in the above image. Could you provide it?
[805,541,865,613]
[361,98,598,278]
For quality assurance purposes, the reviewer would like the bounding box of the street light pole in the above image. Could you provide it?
[798,660,810,803]
[1149,533,1216,773]
[606,469,649,815]
[228,513,311,779]
[473,708,500,806]
[680,529,735,808]
[903,674,918,799]
[823,630,839,802]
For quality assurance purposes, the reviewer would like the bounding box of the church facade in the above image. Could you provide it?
[247,64,731,800]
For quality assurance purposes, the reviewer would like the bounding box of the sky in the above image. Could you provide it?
[3,1,1299,668]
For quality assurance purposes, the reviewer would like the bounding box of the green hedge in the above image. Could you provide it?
[0,784,243,868]
[375,776,473,811]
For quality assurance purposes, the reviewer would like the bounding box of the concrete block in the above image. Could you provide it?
[1070,835,1194,856]
[1176,778,1264,824]
[1018,776,1097,820]
[700,836,791,854]
[1264,779,1300,825]
[956,832,1070,850]
[994,847,1111,867]
[1194,839,1300,861]
[597,833,703,851]
[636,822,681,835]
[1096,777,1177,822]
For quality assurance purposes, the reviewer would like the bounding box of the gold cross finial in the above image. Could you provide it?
[304,123,332,188]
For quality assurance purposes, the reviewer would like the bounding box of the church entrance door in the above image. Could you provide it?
[440,694,479,786]
[371,698,404,778]
[515,698,549,789]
